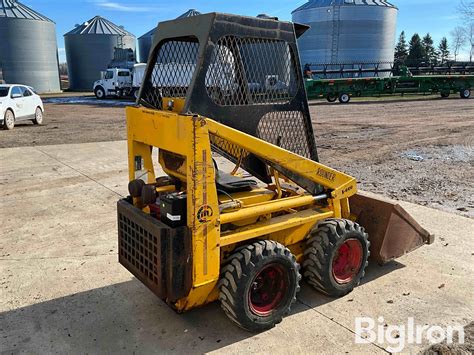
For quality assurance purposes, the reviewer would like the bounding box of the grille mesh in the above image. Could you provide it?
[141,39,200,110]
[118,212,161,288]
[257,111,313,158]
[206,36,299,106]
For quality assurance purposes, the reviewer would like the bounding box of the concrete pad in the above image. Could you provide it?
[1,141,472,354]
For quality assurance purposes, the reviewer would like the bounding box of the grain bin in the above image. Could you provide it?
[0,0,60,93]
[64,16,136,91]
[138,9,201,63]
[292,0,398,77]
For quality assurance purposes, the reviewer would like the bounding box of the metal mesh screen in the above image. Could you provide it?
[205,37,300,106]
[118,212,161,287]
[141,38,200,109]
[257,111,313,158]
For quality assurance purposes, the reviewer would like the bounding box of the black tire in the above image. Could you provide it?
[32,107,43,125]
[327,93,337,103]
[338,93,351,104]
[94,86,106,99]
[440,92,450,98]
[218,240,301,332]
[3,109,15,130]
[303,218,369,298]
[460,88,471,99]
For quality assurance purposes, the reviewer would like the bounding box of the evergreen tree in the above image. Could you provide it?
[422,33,438,65]
[394,31,409,64]
[406,33,426,66]
[438,37,450,64]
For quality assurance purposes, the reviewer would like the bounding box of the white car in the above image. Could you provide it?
[0,84,44,130]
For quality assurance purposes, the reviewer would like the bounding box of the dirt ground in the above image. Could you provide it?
[421,321,473,355]
[0,95,472,217]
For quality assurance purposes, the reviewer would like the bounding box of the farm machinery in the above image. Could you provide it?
[305,64,474,104]
[118,13,433,331]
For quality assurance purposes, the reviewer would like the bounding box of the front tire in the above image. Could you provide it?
[94,86,105,99]
[339,93,351,104]
[460,88,471,99]
[32,107,43,125]
[303,219,369,297]
[440,92,450,98]
[3,109,15,130]
[218,240,301,332]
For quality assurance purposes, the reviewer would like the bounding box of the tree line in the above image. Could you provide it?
[395,0,473,67]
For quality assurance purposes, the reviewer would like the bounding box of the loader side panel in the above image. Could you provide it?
[118,199,192,304]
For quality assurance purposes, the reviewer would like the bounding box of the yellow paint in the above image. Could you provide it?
[125,106,359,312]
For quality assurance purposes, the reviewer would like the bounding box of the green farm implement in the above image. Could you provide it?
[305,67,474,104]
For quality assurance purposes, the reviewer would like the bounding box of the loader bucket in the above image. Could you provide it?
[349,192,435,265]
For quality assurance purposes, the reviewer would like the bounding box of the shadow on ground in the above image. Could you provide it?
[0,260,403,353]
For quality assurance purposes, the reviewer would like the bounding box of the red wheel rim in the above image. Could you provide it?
[332,238,363,284]
[249,264,288,316]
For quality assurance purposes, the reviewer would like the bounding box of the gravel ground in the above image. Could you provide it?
[0,95,472,217]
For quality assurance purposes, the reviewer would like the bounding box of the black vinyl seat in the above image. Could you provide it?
[216,170,257,193]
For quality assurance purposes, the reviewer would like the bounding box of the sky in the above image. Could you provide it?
[26,0,471,63]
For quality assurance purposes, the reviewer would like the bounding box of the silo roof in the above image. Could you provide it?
[139,9,201,39]
[177,9,202,18]
[65,15,134,36]
[292,0,397,13]
[0,0,53,22]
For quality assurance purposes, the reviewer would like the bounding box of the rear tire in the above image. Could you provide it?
[303,218,369,297]
[460,88,471,99]
[218,240,301,332]
[338,93,351,104]
[440,92,450,98]
[32,107,43,125]
[3,109,15,130]
[94,86,105,99]
[327,93,337,103]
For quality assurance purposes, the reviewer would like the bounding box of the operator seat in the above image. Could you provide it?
[213,159,257,193]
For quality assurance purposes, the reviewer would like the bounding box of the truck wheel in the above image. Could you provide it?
[3,109,15,130]
[218,240,301,332]
[460,89,471,99]
[303,218,369,297]
[326,93,337,103]
[94,86,105,99]
[338,93,351,104]
[32,107,43,125]
[440,92,450,98]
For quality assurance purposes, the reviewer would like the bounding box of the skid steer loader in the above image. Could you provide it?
[118,13,433,332]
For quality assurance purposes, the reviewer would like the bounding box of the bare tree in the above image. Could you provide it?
[458,0,474,19]
[458,0,474,61]
[466,22,474,61]
[451,26,467,60]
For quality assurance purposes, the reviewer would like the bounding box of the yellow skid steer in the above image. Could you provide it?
[118,13,433,332]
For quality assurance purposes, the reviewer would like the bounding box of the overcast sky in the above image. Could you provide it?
[27,0,471,63]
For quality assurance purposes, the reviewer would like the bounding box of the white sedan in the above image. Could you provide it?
[0,84,44,130]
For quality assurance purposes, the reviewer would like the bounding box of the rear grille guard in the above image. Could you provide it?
[118,199,192,304]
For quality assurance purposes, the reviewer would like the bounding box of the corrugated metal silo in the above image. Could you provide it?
[138,9,201,63]
[64,16,136,91]
[292,0,398,76]
[0,0,60,93]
